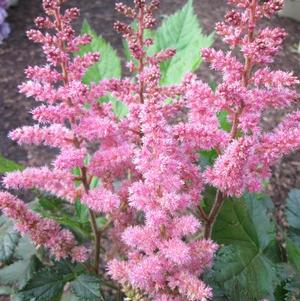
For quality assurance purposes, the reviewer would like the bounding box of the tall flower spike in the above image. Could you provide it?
[108,2,217,300]
[200,0,299,198]
[1,0,137,269]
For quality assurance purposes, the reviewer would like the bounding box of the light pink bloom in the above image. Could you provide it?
[0,192,88,262]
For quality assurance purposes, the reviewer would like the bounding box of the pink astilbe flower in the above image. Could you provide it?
[168,272,213,301]
[31,104,78,124]
[1,0,137,266]
[200,0,299,198]
[0,192,88,262]
[53,148,87,170]
[3,167,81,202]
[201,49,243,82]
[258,111,300,166]
[9,124,74,148]
[108,2,218,300]
[205,137,255,196]
[81,187,121,214]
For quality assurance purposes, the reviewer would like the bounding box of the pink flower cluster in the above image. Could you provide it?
[0,192,88,262]
[0,0,299,299]
[1,0,125,262]
[201,0,299,197]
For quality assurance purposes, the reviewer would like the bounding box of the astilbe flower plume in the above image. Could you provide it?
[0,0,131,264]
[109,0,299,299]
[0,192,88,262]
[108,1,218,300]
[200,0,299,199]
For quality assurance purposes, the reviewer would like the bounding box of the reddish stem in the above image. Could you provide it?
[137,5,145,104]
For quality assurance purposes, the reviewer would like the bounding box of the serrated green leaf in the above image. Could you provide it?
[18,268,65,301]
[0,154,23,173]
[0,256,40,287]
[286,189,300,246]
[78,20,121,83]
[208,194,280,301]
[0,286,13,295]
[71,274,104,301]
[18,261,79,301]
[0,219,20,262]
[14,236,36,260]
[152,0,213,84]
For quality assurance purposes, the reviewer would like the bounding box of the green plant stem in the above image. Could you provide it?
[80,167,101,275]
[88,209,101,275]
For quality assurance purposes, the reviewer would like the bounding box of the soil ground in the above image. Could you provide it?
[0,0,300,214]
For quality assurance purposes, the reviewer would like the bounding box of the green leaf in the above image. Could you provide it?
[14,236,36,260]
[0,257,40,287]
[0,218,20,262]
[90,176,100,189]
[42,214,90,240]
[61,290,80,301]
[198,149,218,170]
[18,268,65,301]
[18,261,79,301]
[71,274,104,301]
[0,154,23,173]
[218,110,232,132]
[36,193,62,212]
[285,240,300,300]
[75,200,89,224]
[284,190,300,300]
[112,98,129,119]
[78,20,121,83]
[34,196,91,240]
[286,189,300,246]
[152,0,213,84]
[287,238,300,273]
[208,194,280,301]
